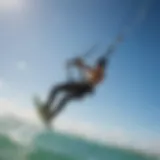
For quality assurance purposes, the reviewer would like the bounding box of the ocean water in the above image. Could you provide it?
[0,116,159,160]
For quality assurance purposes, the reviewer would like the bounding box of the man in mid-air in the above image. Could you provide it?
[35,35,123,124]
[39,56,108,122]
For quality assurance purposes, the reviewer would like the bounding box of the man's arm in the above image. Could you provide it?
[77,63,93,72]
[69,58,94,79]
[73,58,93,72]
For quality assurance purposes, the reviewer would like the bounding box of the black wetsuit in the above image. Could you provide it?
[45,81,94,119]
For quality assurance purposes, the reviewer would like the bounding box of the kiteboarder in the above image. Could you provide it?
[42,56,107,121]
[34,35,123,123]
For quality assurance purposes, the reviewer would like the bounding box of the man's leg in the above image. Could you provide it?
[47,83,92,120]
[46,82,93,121]
[48,93,77,120]
[45,82,77,110]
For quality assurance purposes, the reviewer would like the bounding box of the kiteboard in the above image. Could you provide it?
[33,96,52,128]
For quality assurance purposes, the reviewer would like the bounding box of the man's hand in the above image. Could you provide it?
[66,57,84,68]
[74,57,84,67]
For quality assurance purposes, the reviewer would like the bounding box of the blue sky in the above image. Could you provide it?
[0,0,160,149]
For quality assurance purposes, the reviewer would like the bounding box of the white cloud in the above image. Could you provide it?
[0,0,26,12]
[0,97,160,156]
[0,98,37,122]
[0,80,4,89]
[16,61,28,71]
[0,79,8,89]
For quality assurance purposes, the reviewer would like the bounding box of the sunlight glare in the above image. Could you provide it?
[0,0,26,11]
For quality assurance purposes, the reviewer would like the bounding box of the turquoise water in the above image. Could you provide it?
[0,116,159,160]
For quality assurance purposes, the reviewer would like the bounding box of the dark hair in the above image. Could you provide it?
[97,57,107,68]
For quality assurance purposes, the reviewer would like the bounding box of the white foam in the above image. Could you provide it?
[0,97,160,156]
